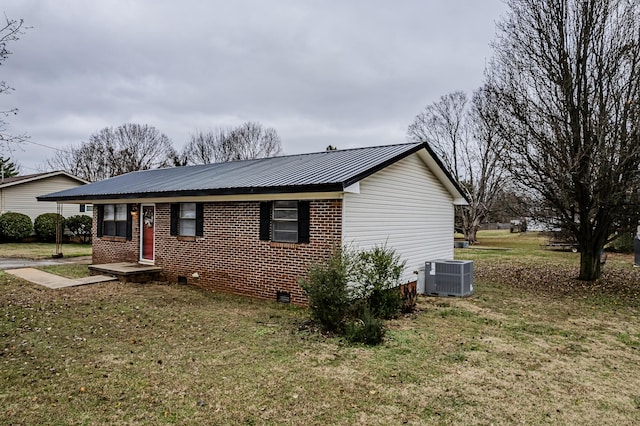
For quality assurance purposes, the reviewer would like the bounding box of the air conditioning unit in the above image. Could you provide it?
[424,260,474,297]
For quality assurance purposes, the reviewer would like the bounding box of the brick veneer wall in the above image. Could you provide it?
[92,199,342,305]
[92,209,139,264]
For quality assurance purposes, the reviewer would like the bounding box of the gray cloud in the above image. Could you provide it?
[2,0,506,173]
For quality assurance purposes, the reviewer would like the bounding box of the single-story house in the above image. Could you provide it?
[1,171,91,222]
[38,142,467,304]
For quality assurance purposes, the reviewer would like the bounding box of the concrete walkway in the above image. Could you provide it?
[0,256,92,270]
[5,268,117,289]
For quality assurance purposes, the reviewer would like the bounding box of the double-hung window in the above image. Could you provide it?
[272,201,298,243]
[170,203,204,237]
[179,203,197,237]
[103,204,128,237]
[259,200,310,244]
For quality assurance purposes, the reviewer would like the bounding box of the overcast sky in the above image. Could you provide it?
[2,0,507,174]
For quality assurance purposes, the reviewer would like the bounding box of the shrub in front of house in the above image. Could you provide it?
[301,243,407,345]
[299,248,352,333]
[0,212,33,241]
[351,243,406,320]
[344,305,385,345]
[34,213,66,242]
[66,215,93,244]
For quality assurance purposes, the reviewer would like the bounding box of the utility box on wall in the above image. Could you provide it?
[425,260,474,297]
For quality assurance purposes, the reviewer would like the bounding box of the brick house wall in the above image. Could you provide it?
[92,211,139,264]
[92,199,342,305]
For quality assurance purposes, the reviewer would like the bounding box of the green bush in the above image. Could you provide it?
[612,232,634,253]
[351,243,406,319]
[344,306,385,345]
[0,212,33,241]
[34,213,65,242]
[302,243,407,345]
[66,215,93,243]
[299,248,352,333]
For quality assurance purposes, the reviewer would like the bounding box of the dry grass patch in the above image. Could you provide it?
[1,231,640,424]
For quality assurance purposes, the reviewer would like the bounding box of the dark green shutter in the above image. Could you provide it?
[195,203,204,237]
[259,202,272,241]
[297,201,310,244]
[170,204,179,236]
[96,205,104,237]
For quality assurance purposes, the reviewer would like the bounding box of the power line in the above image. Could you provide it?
[20,139,70,153]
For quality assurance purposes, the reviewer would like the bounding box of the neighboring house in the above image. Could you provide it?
[39,143,467,304]
[1,171,91,222]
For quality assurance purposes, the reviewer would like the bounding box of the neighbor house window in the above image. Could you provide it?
[272,201,298,243]
[259,201,310,244]
[79,204,93,213]
[170,203,204,237]
[102,204,128,237]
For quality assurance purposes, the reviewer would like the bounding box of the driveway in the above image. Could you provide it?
[0,256,92,270]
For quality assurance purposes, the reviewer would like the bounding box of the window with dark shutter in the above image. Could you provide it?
[171,203,204,237]
[101,204,128,238]
[195,203,204,236]
[170,204,179,236]
[297,201,310,243]
[259,202,272,241]
[96,205,104,237]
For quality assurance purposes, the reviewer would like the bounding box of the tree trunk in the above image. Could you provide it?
[465,228,478,244]
[578,248,601,281]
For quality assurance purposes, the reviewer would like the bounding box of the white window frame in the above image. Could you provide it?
[272,201,298,243]
[179,203,197,237]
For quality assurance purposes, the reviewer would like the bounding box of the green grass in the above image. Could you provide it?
[0,242,92,259]
[2,231,640,424]
[37,264,91,279]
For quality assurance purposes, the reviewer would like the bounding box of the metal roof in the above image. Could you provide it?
[38,142,466,202]
[0,171,88,189]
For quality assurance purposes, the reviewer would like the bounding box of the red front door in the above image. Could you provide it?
[141,205,155,261]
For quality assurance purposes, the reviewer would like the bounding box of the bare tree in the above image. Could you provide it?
[408,89,507,243]
[47,123,177,181]
[0,16,28,151]
[182,121,283,165]
[182,128,231,165]
[487,0,640,280]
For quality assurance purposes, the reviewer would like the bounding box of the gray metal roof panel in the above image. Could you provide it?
[37,142,432,201]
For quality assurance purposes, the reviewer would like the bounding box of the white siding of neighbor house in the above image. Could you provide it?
[342,152,455,283]
[0,175,90,222]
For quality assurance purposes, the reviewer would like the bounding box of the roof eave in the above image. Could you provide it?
[37,183,346,202]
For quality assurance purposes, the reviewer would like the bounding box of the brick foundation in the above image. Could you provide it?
[92,200,342,305]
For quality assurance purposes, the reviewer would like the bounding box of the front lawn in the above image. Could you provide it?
[1,231,640,424]
[0,242,92,259]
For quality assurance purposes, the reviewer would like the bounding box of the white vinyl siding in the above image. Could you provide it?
[0,175,90,222]
[342,152,455,283]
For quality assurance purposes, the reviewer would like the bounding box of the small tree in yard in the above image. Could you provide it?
[66,215,92,243]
